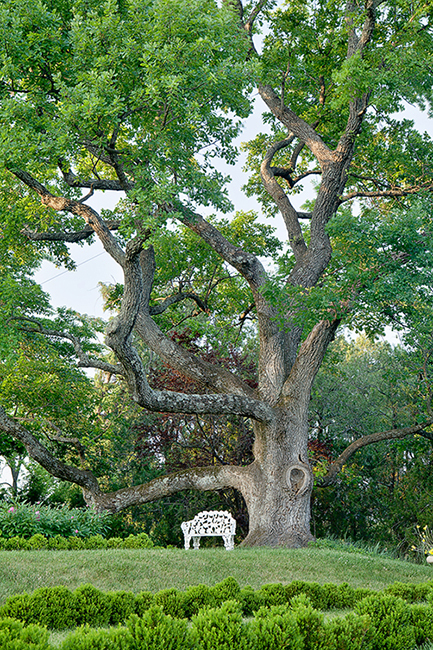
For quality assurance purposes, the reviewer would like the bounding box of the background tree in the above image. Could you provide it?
[310,334,433,552]
[0,0,433,547]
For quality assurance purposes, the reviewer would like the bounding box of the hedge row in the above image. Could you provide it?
[2,577,433,630]
[4,592,433,649]
[0,532,153,551]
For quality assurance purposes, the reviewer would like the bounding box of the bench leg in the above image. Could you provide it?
[192,536,201,550]
[184,534,191,550]
[222,535,234,551]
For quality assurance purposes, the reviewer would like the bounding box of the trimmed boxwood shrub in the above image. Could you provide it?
[128,607,194,650]
[0,617,50,649]
[121,533,153,549]
[83,535,107,550]
[239,585,259,616]
[183,584,216,618]
[5,587,433,650]
[191,600,247,650]
[320,612,374,650]
[60,625,134,650]
[284,581,324,609]
[355,593,416,650]
[289,594,324,650]
[210,576,242,606]
[256,583,287,607]
[385,581,431,603]
[73,585,112,627]
[4,536,28,551]
[48,535,70,550]
[247,604,303,650]
[320,582,356,610]
[411,603,433,647]
[28,586,77,629]
[107,591,136,626]
[0,594,34,626]
[134,591,155,617]
[67,537,85,550]
[154,588,186,619]
[106,537,123,548]
[27,534,48,550]
[0,531,154,551]
[3,578,433,635]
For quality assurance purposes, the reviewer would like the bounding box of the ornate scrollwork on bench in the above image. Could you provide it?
[181,510,236,551]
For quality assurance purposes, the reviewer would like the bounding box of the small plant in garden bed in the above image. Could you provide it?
[0,501,111,539]
[411,525,433,563]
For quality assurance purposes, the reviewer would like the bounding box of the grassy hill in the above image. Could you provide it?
[1,545,432,604]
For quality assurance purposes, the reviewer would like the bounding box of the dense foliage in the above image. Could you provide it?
[310,335,433,552]
[0,0,433,547]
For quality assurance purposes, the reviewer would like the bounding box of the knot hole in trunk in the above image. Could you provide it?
[286,464,309,495]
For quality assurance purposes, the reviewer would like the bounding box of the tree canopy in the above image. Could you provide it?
[1,0,433,547]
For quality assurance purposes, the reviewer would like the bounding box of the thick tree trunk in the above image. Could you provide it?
[239,408,314,548]
[241,466,314,547]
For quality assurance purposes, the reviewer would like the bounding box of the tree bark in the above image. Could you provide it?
[241,415,315,547]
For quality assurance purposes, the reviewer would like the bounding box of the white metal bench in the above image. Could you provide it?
[181,510,236,551]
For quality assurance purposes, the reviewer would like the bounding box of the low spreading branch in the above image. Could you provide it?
[0,407,101,495]
[0,406,252,513]
[92,463,250,512]
[318,420,433,486]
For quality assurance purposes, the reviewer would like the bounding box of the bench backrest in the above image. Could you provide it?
[181,510,236,535]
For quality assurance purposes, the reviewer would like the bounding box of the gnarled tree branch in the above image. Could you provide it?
[339,183,433,204]
[59,161,128,191]
[106,240,275,422]
[281,319,340,409]
[92,463,251,512]
[260,138,307,261]
[9,167,126,267]
[10,316,125,376]
[318,420,433,486]
[149,291,208,315]
[0,406,253,513]
[258,84,334,166]
[0,407,101,495]
[21,220,120,244]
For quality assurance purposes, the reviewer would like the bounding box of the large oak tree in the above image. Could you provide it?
[1,0,433,546]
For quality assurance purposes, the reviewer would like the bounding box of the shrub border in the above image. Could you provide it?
[1,577,433,630]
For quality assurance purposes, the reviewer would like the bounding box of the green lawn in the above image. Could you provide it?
[1,546,432,604]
